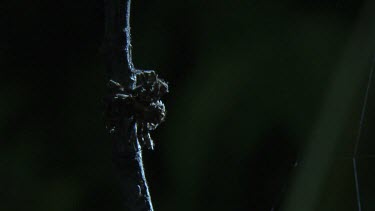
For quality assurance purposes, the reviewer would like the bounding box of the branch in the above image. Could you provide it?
[103,0,168,210]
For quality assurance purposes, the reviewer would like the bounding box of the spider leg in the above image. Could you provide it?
[144,123,154,150]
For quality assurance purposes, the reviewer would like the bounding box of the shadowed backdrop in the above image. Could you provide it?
[1,0,375,210]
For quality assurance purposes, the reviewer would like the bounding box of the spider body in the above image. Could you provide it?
[105,71,168,150]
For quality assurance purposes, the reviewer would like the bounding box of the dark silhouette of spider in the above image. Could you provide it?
[105,70,168,150]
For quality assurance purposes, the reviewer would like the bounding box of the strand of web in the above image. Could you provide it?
[352,53,375,211]
[269,2,368,210]
[269,58,375,211]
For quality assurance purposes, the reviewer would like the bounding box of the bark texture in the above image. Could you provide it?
[103,0,157,210]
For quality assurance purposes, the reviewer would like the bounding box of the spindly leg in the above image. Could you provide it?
[136,121,154,150]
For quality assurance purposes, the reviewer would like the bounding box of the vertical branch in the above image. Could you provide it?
[103,0,166,210]
[103,0,131,84]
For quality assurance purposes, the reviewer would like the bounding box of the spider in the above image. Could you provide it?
[105,70,168,150]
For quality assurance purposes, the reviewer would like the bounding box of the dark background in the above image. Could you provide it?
[2,0,375,210]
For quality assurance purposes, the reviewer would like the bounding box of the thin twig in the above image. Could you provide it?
[103,0,158,210]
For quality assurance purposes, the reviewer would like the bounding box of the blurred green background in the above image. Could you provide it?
[2,0,375,210]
